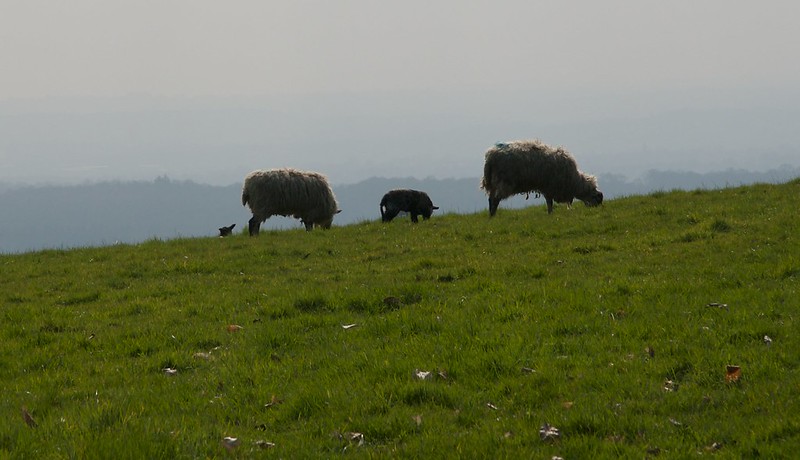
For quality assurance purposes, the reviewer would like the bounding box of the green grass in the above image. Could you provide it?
[2,180,799,458]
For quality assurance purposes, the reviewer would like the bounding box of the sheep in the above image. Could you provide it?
[480,139,603,216]
[218,224,235,237]
[379,189,439,223]
[241,168,340,235]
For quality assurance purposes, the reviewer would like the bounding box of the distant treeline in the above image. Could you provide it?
[2,167,799,254]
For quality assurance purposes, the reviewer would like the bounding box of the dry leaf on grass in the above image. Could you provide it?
[707,302,729,310]
[705,441,723,452]
[539,423,560,441]
[222,436,240,451]
[347,432,365,446]
[341,324,358,329]
[255,440,275,449]
[226,324,243,333]
[21,407,37,428]
[162,367,178,376]
[414,369,431,380]
[264,394,283,408]
[725,365,742,383]
[763,335,773,346]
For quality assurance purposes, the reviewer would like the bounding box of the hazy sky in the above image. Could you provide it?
[2,1,799,185]
[3,1,799,98]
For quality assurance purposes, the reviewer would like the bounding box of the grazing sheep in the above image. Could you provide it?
[380,189,439,223]
[241,168,340,235]
[218,224,235,237]
[480,140,603,216]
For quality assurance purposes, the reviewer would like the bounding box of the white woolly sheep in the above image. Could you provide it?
[480,139,603,216]
[241,168,340,235]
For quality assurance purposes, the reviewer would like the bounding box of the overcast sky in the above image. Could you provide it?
[2,1,799,185]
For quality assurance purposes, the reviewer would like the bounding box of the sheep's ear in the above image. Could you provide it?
[432,206,440,210]
[336,209,342,214]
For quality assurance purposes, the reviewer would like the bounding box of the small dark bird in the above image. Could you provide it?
[218,224,236,237]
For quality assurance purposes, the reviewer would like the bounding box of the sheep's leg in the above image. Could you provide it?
[545,196,554,214]
[248,216,261,236]
[488,196,500,217]
[303,221,314,232]
[410,213,420,223]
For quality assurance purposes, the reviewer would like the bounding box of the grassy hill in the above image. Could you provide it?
[2,180,799,458]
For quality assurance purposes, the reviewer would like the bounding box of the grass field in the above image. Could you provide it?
[2,180,799,458]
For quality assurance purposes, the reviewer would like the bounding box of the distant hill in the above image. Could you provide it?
[2,167,799,253]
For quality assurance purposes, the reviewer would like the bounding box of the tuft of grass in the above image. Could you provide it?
[294,294,330,312]
[709,218,732,233]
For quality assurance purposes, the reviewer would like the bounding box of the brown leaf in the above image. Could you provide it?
[21,407,37,428]
[222,436,240,451]
[725,365,742,383]
[264,394,283,408]
[227,324,243,333]
[413,414,423,426]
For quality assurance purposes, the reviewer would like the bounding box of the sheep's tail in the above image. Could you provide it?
[379,195,387,219]
[480,157,493,192]
[241,188,250,207]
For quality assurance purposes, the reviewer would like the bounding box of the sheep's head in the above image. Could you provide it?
[576,174,603,207]
[218,223,236,237]
[581,190,603,207]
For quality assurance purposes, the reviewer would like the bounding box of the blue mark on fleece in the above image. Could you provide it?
[494,142,509,149]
